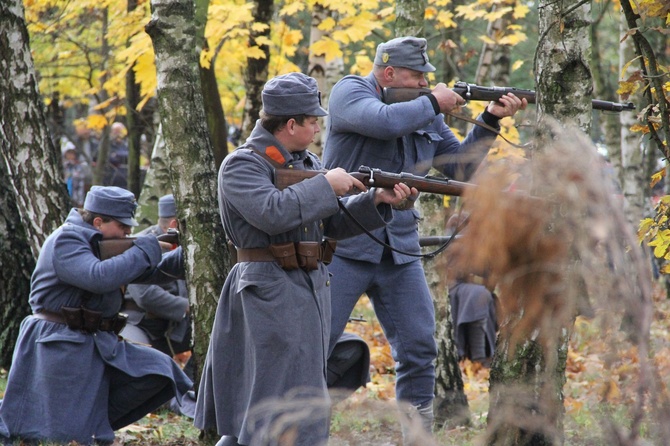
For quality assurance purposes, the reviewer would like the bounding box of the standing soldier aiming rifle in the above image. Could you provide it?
[322,35,527,444]
[193,72,413,446]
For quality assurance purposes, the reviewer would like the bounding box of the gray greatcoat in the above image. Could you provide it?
[0,209,192,445]
[194,121,394,446]
[123,224,190,354]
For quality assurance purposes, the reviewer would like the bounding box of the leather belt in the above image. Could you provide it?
[33,310,66,325]
[33,308,127,334]
[235,247,276,263]
[234,240,337,271]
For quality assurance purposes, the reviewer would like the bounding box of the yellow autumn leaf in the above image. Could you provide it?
[251,22,270,33]
[499,31,528,46]
[246,46,268,60]
[514,3,531,18]
[436,10,457,28]
[484,6,513,21]
[279,1,305,17]
[255,36,273,47]
[318,17,337,32]
[480,35,496,45]
[511,60,524,72]
[311,38,344,63]
[455,4,486,19]
[651,169,666,187]
[629,123,650,134]
[425,6,438,19]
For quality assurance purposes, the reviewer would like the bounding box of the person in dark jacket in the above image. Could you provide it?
[193,72,413,446]
[322,36,526,442]
[0,186,192,445]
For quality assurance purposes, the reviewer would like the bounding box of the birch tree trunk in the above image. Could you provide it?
[307,4,343,156]
[484,1,593,443]
[618,15,646,227]
[535,1,592,133]
[474,1,514,86]
[0,0,71,366]
[146,0,231,400]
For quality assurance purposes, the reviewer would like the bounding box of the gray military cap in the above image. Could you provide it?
[158,194,176,218]
[262,72,328,117]
[374,36,436,73]
[84,186,138,227]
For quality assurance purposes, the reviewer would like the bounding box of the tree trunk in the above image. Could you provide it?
[146,0,231,410]
[135,124,172,231]
[483,1,594,443]
[307,3,339,156]
[618,14,646,227]
[393,0,471,428]
[535,0,592,133]
[395,0,427,38]
[240,0,273,141]
[200,51,229,170]
[474,1,514,86]
[0,161,33,369]
[419,194,470,429]
[0,0,70,258]
[0,0,72,366]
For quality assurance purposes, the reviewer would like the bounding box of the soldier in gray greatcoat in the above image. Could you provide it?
[0,186,192,445]
[193,72,413,446]
[122,193,191,358]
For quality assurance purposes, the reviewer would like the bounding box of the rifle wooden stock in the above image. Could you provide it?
[98,230,180,260]
[274,166,472,197]
[383,81,636,112]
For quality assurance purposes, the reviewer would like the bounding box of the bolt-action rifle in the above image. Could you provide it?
[98,229,180,260]
[274,165,473,197]
[383,81,636,112]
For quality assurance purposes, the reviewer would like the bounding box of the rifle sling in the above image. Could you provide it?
[335,200,459,259]
[445,110,529,150]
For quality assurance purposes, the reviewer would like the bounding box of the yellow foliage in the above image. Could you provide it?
[455,5,487,20]
[246,46,269,60]
[350,54,374,75]
[511,60,524,72]
[513,3,531,18]
[311,38,344,62]
[484,6,513,21]
[435,10,457,28]
[318,17,337,32]
[279,1,305,16]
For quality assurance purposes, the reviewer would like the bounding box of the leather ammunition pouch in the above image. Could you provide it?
[235,240,337,272]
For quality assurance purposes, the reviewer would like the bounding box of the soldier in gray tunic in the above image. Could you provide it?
[193,72,413,446]
[0,186,192,445]
[122,193,191,358]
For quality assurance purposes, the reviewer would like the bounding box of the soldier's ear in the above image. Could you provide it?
[93,216,103,230]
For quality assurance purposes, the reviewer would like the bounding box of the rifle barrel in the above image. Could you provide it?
[383,83,635,112]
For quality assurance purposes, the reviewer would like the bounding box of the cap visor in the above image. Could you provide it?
[310,106,328,117]
[115,217,139,227]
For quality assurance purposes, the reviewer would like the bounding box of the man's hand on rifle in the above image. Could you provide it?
[325,167,368,196]
[430,83,466,113]
[486,92,528,118]
[373,183,416,207]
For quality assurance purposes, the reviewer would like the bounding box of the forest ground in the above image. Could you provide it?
[2,282,669,445]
